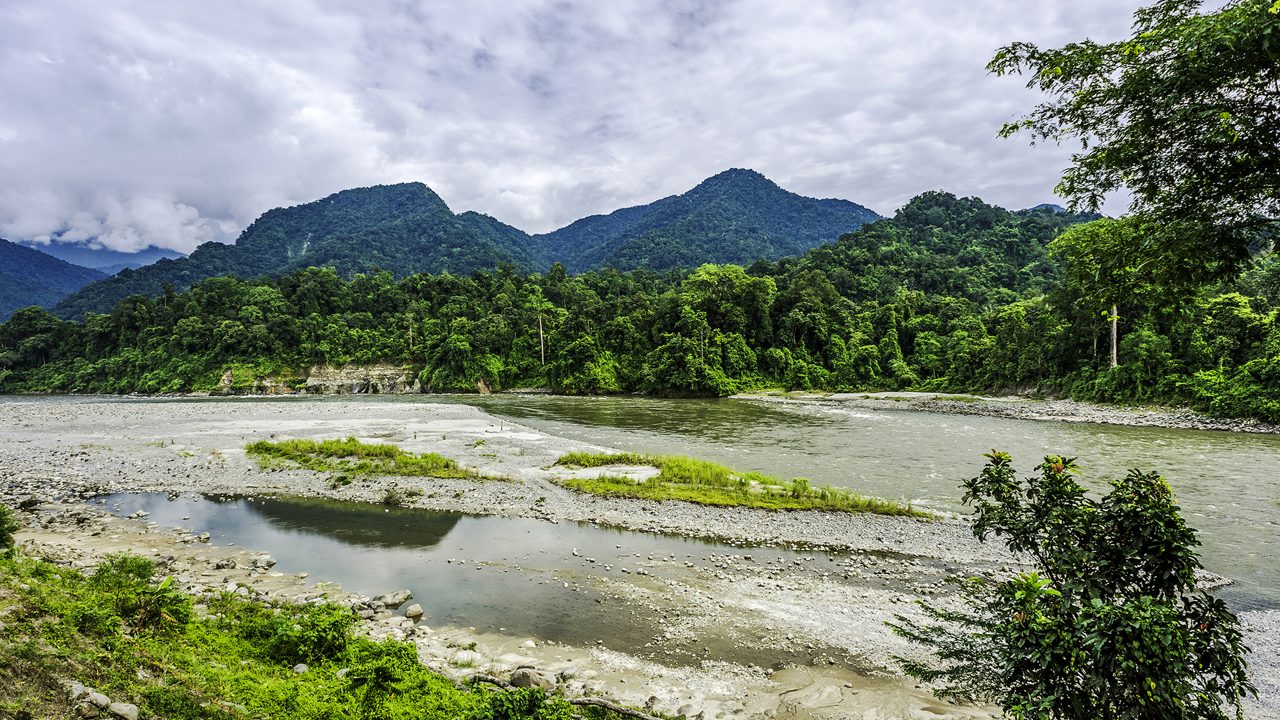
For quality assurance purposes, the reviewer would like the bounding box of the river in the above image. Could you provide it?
[420,394,1280,609]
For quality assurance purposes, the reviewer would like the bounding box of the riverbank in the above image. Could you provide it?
[1,396,1275,719]
[734,390,1280,435]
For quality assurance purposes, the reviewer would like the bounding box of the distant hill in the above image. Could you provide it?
[53,183,543,319]
[0,239,106,320]
[534,169,882,272]
[20,242,185,274]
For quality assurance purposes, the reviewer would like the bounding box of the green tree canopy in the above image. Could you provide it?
[990,0,1280,285]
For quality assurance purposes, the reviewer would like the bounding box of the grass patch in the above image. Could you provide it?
[0,550,627,720]
[246,437,481,480]
[554,452,927,517]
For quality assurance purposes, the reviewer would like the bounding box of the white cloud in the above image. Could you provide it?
[0,0,1145,253]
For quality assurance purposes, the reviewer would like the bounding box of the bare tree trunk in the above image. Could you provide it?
[1110,304,1118,369]
[538,314,545,366]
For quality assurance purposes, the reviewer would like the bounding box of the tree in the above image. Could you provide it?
[891,452,1254,719]
[990,0,1280,287]
[1051,217,1161,368]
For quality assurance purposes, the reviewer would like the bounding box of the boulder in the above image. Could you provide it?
[374,589,412,608]
[107,702,139,720]
[509,668,554,691]
[293,663,309,674]
[75,703,100,718]
[87,692,111,709]
[404,603,423,619]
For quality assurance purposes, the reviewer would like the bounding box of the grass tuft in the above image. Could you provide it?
[245,437,481,480]
[554,452,928,517]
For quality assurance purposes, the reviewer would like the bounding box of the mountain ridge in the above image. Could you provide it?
[47,169,882,318]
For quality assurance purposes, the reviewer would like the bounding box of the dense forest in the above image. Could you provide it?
[3,191,1277,421]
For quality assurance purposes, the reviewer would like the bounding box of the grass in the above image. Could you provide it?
[0,550,619,720]
[245,437,482,480]
[553,452,928,517]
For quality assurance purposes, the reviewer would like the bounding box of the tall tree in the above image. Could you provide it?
[990,0,1280,287]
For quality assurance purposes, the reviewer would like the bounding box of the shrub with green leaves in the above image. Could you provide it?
[0,503,18,551]
[891,452,1255,719]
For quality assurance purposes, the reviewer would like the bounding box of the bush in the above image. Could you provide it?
[892,452,1255,719]
[265,603,357,665]
[0,503,18,551]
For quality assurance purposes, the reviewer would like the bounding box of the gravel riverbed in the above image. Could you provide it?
[1,396,1275,719]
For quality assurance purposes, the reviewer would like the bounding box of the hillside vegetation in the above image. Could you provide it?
[0,238,105,320]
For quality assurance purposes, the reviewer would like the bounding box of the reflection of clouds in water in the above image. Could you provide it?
[100,492,825,647]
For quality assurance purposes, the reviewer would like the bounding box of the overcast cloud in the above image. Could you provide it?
[0,0,1144,253]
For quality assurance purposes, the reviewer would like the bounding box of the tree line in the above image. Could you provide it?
[1,191,1277,422]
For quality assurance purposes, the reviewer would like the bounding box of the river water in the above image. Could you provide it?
[420,395,1280,609]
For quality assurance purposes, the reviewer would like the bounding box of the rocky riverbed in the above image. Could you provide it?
[1,396,1276,719]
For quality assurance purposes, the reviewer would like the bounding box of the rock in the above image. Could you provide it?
[252,556,276,569]
[375,589,412,608]
[68,682,88,702]
[521,639,536,649]
[293,663,308,674]
[88,692,112,709]
[509,668,554,691]
[75,703,100,718]
[107,702,139,720]
[336,668,350,679]
[404,603,423,619]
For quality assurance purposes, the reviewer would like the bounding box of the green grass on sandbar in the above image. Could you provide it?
[553,452,928,517]
[245,437,479,479]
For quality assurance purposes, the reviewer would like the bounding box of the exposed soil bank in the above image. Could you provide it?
[735,391,1280,435]
[1,397,1274,719]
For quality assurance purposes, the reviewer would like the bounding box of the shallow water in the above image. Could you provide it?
[97,491,864,667]
[424,394,1280,609]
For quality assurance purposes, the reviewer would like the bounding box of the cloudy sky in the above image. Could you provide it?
[0,1,1145,254]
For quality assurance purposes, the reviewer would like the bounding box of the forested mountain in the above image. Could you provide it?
[52,183,543,319]
[14,189,1277,424]
[535,168,881,272]
[0,239,105,320]
[49,171,878,318]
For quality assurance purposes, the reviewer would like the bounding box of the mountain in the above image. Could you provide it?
[0,239,106,320]
[52,170,881,318]
[534,169,882,272]
[53,183,542,319]
[20,241,185,273]
[1025,203,1067,214]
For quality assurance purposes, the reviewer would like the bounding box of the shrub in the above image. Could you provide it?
[891,452,1255,719]
[0,504,18,551]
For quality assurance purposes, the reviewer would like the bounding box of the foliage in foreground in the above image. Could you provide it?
[554,451,925,517]
[0,550,619,720]
[246,437,481,480]
[890,452,1254,719]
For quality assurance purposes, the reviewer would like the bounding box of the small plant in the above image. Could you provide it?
[0,504,20,552]
[132,576,193,633]
[381,489,405,507]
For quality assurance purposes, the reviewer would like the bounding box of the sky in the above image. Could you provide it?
[0,1,1146,255]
